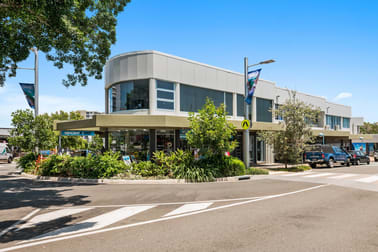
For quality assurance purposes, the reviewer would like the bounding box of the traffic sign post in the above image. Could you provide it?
[241,120,250,130]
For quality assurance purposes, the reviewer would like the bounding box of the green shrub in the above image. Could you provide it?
[272,165,311,172]
[17,152,38,173]
[94,152,128,178]
[131,161,163,177]
[223,156,246,176]
[173,163,215,183]
[246,167,269,175]
[35,152,127,178]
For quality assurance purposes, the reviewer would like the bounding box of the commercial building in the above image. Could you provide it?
[77,110,103,119]
[0,128,11,143]
[56,50,364,164]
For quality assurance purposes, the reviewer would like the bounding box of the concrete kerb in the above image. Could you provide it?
[20,173,255,185]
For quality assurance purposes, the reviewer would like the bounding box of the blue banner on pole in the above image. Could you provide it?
[19,83,35,109]
[245,69,261,105]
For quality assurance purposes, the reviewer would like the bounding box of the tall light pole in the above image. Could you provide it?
[243,58,275,168]
[30,48,39,117]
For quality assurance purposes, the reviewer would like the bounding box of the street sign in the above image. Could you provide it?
[241,120,250,130]
[61,131,95,136]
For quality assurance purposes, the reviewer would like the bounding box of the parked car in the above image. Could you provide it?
[304,144,351,168]
[0,143,13,163]
[348,150,370,165]
[374,152,378,162]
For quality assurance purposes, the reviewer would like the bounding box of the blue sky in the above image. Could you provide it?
[1,0,378,127]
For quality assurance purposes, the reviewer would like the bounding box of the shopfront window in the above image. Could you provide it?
[156,130,175,153]
[110,129,150,161]
[109,79,149,112]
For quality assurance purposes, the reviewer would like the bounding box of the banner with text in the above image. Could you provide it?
[245,69,261,105]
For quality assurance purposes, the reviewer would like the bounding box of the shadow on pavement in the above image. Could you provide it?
[0,176,92,211]
[0,216,97,243]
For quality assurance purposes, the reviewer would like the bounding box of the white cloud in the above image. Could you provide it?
[333,92,352,101]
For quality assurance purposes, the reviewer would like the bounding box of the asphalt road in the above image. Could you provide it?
[1,162,378,251]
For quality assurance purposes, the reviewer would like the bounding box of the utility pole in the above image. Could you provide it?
[31,48,39,117]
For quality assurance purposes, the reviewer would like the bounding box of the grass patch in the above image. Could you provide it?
[246,167,269,175]
[270,165,311,172]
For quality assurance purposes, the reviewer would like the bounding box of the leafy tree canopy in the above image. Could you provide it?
[186,98,238,157]
[360,122,378,134]
[259,91,320,168]
[0,0,130,87]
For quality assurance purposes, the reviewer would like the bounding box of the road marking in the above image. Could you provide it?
[356,176,378,183]
[303,173,334,178]
[327,174,359,179]
[164,203,213,217]
[17,208,93,230]
[47,196,264,210]
[269,171,287,175]
[282,172,311,177]
[0,209,40,238]
[1,184,328,252]
[28,205,156,241]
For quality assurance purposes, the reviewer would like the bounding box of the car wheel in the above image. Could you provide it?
[7,157,12,163]
[328,159,334,168]
[310,163,317,168]
[346,158,351,167]
[367,160,370,165]
[357,159,360,166]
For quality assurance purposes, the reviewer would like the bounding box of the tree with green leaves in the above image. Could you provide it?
[186,98,238,157]
[360,122,378,134]
[259,92,320,168]
[50,111,87,150]
[0,0,130,87]
[9,109,55,152]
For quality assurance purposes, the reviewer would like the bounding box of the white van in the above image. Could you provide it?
[0,143,13,163]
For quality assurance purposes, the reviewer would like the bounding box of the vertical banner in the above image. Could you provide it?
[245,69,261,105]
[19,83,35,109]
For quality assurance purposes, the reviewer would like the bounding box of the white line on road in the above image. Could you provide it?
[164,203,213,217]
[17,208,93,230]
[303,173,334,178]
[327,174,359,179]
[26,205,156,242]
[1,184,328,252]
[281,172,312,177]
[356,176,378,183]
[0,209,40,238]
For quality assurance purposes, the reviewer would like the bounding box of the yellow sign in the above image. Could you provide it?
[241,120,250,130]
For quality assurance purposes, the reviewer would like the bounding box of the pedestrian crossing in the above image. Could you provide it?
[2,201,221,243]
[275,171,378,184]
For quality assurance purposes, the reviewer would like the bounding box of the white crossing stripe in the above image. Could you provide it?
[282,172,312,177]
[164,203,213,217]
[32,205,155,241]
[303,173,334,178]
[328,174,359,179]
[270,171,287,175]
[17,208,93,230]
[356,176,378,183]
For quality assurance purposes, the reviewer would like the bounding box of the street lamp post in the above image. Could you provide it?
[243,58,275,168]
[30,48,39,117]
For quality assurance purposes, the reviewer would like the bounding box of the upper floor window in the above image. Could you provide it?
[326,115,341,130]
[343,117,350,128]
[256,97,272,122]
[237,94,244,117]
[156,80,175,110]
[109,79,149,112]
[275,104,283,120]
[180,84,229,114]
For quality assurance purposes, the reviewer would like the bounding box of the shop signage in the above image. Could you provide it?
[61,131,95,136]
